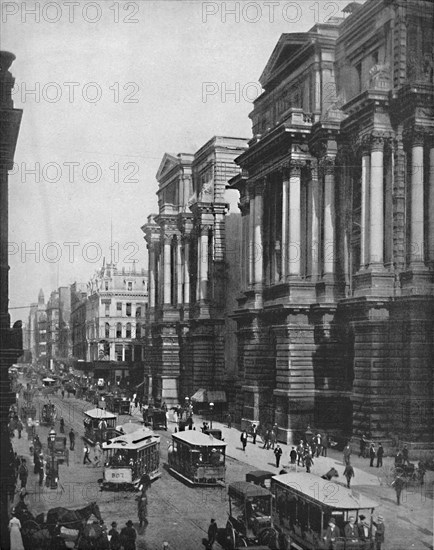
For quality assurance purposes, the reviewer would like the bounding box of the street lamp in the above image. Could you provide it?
[209,402,214,430]
[48,428,58,489]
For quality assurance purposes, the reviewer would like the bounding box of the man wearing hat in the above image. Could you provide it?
[108,521,121,550]
[344,516,359,546]
[322,517,341,549]
[120,520,137,550]
[357,515,371,543]
[373,516,385,550]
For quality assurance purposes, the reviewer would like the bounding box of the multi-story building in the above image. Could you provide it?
[142,136,248,406]
[28,289,47,366]
[45,286,72,368]
[231,0,433,448]
[70,282,88,361]
[85,263,148,384]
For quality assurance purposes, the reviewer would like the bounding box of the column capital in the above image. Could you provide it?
[253,179,266,196]
[238,196,250,215]
[199,224,213,236]
[319,156,335,176]
[289,159,304,175]
[403,126,427,148]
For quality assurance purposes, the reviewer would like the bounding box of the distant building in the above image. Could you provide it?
[28,288,47,366]
[71,282,87,361]
[45,286,72,368]
[231,0,434,447]
[85,263,148,385]
[142,136,248,406]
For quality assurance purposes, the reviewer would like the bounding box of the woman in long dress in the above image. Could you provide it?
[9,512,24,550]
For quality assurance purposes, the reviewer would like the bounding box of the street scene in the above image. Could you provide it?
[1,0,434,549]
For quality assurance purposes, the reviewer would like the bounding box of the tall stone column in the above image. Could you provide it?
[248,192,255,286]
[368,135,384,267]
[163,236,172,305]
[360,147,371,268]
[253,182,264,285]
[410,132,425,265]
[199,226,209,301]
[148,246,155,308]
[176,238,183,305]
[288,161,302,277]
[429,141,434,263]
[321,156,336,275]
[281,167,289,280]
[196,229,202,302]
[310,162,320,279]
[183,238,190,305]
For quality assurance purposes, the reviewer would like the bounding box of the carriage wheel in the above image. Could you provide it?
[258,527,279,548]
[225,521,236,550]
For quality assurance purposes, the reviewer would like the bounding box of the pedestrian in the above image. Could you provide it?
[359,434,367,458]
[251,424,257,445]
[17,420,23,439]
[83,444,92,465]
[18,459,28,490]
[240,430,248,452]
[9,511,24,550]
[61,388,65,399]
[358,514,371,543]
[37,457,44,487]
[343,464,355,488]
[344,516,358,542]
[207,518,218,550]
[395,449,404,467]
[392,475,405,505]
[373,515,385,550]
[376,443,384,468]
[290,447,297,465]
[69,428,75,450]
[305,453,314,474]
[262,429,270,450]
[94,442,102,467]
[402,444,409,465]
[107,522,121,550]
[137,493,148,529]
[343,442,352,466]
[120,520,137,550]
[59,418,65,434]
[297,441,304,466]
[369,443,376,467]
[269,430,276,450]
[227,413,232,429]
[322,433,328,457]
[274,445,283,468]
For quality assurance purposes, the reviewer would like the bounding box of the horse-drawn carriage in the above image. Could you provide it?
[14,500,104,549]
[40,403,57,425]
[21,402,37,421]
[393,461,426,485]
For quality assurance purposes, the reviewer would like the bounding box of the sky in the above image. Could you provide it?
[2,0,354,321]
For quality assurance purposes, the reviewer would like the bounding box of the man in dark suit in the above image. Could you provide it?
[321,517,340,549]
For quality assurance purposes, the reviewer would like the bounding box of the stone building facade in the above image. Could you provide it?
[28,288,47,366]
[85,263,148,382]
[142,136,248,406]
[231,0,434,448]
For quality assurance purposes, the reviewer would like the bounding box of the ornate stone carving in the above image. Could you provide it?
[289,159,305,175]
[368,63,391,90]
[319,156,335,176]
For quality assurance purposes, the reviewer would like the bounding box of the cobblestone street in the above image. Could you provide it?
[11,387,434,550]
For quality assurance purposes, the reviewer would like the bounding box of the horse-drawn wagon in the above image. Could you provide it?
[14,500,104,550]
[40,403,57,425]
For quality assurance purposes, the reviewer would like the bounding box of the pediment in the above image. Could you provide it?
[259,33,309,88]
[156,153,179,182]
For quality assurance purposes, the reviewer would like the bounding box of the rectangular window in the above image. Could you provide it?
[115,344,123,362]
[126,303,132,317]
[127,281,133,291]
[105,303,110,317]
[116,302,122,313]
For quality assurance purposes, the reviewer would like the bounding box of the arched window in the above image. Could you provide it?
[105,323,110,338]
[126,323,131,339]
[116,323,122,338]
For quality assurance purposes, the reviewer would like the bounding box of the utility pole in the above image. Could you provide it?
[0,51,23,550]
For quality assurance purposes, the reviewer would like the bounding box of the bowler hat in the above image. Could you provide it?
[126,520,133,526]
[111,522,117,527]
[329,517,336,524]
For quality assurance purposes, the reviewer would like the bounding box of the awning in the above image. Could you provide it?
[191,388,206,402]
[191,389,226,403]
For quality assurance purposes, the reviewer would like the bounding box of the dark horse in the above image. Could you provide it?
[46,501,102,533]
[321,467,339,481]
